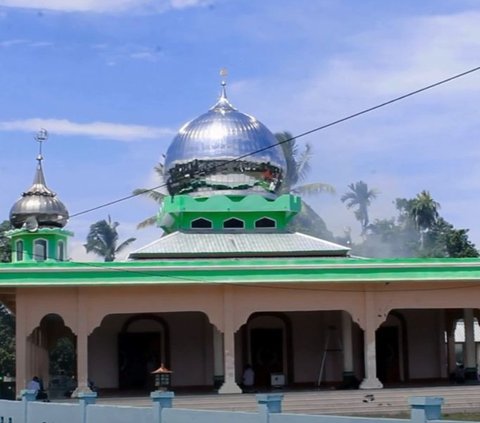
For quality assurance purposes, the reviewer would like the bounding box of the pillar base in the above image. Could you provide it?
[218,380,242,394]
[70,385,93,398]
[359,377,383,389]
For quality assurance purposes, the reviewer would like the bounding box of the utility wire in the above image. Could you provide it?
[69,65,480,219]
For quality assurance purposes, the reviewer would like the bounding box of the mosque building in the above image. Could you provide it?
[1,81,480,397]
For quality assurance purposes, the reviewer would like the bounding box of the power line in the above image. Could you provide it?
[69,65,480,219]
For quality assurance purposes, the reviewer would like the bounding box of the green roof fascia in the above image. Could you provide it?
[158,194,301,231]
[2,257,480,287]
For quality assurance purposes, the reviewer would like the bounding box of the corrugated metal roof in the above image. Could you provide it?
[128,231,350,259]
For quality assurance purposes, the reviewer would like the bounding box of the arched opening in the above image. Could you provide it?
[376,312,407,384]
[34,239,48,262]
[191,218,213,229]
[255,217,276,229]
[118,314,169,390]
[223,218,244,229]
[28,314,77,399]
[243,312,293,389]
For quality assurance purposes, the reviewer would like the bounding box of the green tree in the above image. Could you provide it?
[84,216,136,262]
[50,337,76,376]
[352,191,478,258]
[341,181,378,235]
[276,132,335,240]
[133,162,167,229]
[423,217,478,258]
[0,303,15,376]
[0,220,13,263]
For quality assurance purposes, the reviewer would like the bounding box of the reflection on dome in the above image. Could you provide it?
[164,83,287,198]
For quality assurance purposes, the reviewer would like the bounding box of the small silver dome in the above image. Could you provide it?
[164,84,287,198]
[10,161,69,229]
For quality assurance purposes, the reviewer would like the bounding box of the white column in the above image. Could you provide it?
[71,288,92,397]
[463,309,477,381]
[218,286,242,394]
[359,292,383,389]
[15,299,28,396]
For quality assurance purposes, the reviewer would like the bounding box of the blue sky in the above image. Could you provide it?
[0,0,479,260]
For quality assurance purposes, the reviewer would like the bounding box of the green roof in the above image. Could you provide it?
[1,257,480,287]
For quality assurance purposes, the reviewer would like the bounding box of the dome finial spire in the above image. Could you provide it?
[34,128,48,164]
[219,67,228,99]
[9,128,69,229]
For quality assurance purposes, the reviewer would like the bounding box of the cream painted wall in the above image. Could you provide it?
[88,312,214,389]
[403,309,443,379]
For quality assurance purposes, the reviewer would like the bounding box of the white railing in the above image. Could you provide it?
[0,391,462,423]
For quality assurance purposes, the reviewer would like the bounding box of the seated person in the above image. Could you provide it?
[27,376,49,401]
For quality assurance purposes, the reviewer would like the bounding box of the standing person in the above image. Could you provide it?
[242,364,255,393]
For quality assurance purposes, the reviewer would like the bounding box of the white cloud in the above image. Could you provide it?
[0,39,53,48]
[0,0,210,13]
[0,39,27,47]
[0,118,175,141]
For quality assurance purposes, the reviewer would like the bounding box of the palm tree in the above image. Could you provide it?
[275,132,335,239]
[409,190,440,249]
[276,132,334,196]
[133,162,167,229]
[84,216,136,262]
[409,190,440,232]
[341,181,378,235]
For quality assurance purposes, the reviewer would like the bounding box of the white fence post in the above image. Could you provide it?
[409,396,443,423]
[78,391,97,423]
[256,394,283,423]
[19,390,36,423]
[151,390,174,423]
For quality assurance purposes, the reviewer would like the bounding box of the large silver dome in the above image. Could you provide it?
[10,161,69,229]
[164,84,287,198]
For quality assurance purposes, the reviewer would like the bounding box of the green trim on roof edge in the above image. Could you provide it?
[1,257,480,286]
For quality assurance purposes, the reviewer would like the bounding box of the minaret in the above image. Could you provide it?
[8,129,72,262]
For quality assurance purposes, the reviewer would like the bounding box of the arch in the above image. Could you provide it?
[34,239,48,262]
[191,218,213,229]
[377,311,408,384]
[119,314,171,390]
[223,218,244,229]
[255,217,276,229]
[243,312,294,387]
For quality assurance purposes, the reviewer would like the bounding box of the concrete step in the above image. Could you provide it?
[92,385,480,416]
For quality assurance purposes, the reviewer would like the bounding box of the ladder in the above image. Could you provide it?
[317,325,343,387]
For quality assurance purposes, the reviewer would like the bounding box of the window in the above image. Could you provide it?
[191,218,213,229]
[16,240,24,261]
[34,239,48,262]
[57,240,65,261]
[223,218,244,229]
[255,217,276,228]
